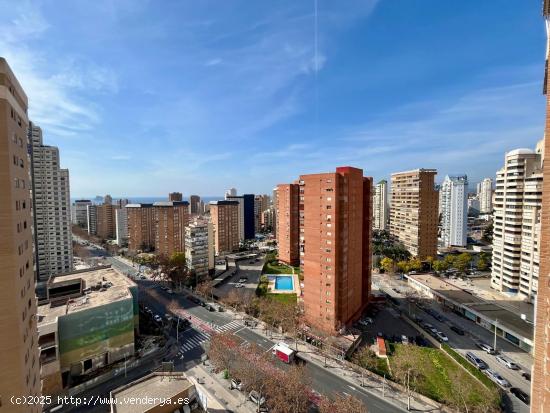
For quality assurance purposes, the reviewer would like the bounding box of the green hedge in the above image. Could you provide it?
[441,344,498,390]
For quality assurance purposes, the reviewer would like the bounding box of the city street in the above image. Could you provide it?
[375,273,531,413]
[68,240,410,413]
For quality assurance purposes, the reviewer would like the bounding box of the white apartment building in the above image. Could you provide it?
[185,217,214,281]
[224,187,237,198]
[71,199,92,228]
[478,177,493,214]
[115,207,128,246]
[28,122,73,281]
[439,175,468,247]
[373,179,388,231]
[491,142,543,302]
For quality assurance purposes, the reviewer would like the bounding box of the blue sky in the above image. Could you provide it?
[0,0,546,197]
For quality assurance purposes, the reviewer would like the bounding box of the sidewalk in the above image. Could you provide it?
[186,362,256,413]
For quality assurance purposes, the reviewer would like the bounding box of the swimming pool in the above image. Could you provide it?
[268,275,294,291]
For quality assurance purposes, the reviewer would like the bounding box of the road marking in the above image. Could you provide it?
[348,385,356,391]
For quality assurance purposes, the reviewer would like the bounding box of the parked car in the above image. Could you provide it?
[484,369,510,387]
[238,278,248,283]
[249,390,266,407]
[477,342,496,354]
[466,352,488,370]
[450,325,465,335]
[153,315,162,323]
[435,331,449,342]
[244,319,258,327]
[522,372,531,381]
[206,304,216,312]
[510,387,530,405]
[230,378,243,391]
[166,289,174,294]
[496,355,519,370]
[401,335,409,345]
[164,314,173,322]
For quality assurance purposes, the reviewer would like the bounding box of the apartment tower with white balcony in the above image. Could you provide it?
[491,142,543,302]
[439,175,468,247]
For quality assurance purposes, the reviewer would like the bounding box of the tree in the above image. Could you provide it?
[408,258,422,272]
[196,278,214,300]
[208,332,239,375]
[380,257,395,274]
[432,259,448,273]
[267,365,311,413]
[390,345,425,410]
[482,222,493,243]
[476,253,489,271]
[318,393,368,413]
[156,252,191,288]
[397,260,410,274]
[454,252,472,273]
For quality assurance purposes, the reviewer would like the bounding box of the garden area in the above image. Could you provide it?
[353,343,501,412]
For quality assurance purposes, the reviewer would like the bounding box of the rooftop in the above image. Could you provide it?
[407,273,533,340]
[38,266,136,326]
[110,372,195,413]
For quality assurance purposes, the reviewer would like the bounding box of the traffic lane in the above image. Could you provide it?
[417,307,531,396]
[234,327,275,351]
[304,360,404,413]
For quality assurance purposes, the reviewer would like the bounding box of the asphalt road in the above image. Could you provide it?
[107,254,405,413]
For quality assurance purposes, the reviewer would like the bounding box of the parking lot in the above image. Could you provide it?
[213,254,265,299]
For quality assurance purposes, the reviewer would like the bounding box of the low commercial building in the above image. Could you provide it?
[37,267,138,394]
[406,273,533,353]
[110,372,200,413]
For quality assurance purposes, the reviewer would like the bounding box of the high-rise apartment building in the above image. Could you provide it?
[532,4,550,408]
[491,142,543,302]
[189,195,200,215]
[439,175,468,247]
[0,57,41,411]
[373,179,388,231]
[168,192,183,202]
[224,188,237,198]
[126,203,155,252]
[272,186,278,237]
[87,204,97,235]
[299,167,372,333]
[276,183,300,266]
[225,194,255,240]
[104,194,113,205]
[254,194,270,231]
[478,177,493,214]
[185,217,215,281]
[210,200,239,255]
[96,203,119,240]
[261,207,275,231]
[115,207,128,247]
[153,201,189,256]
[389,169,438,258]
[28,122,73,281]
[71,199,92,228]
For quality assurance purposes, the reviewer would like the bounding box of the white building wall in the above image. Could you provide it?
[439,175,468,247]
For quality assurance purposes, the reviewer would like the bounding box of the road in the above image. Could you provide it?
[106,253,406,413]
[70,238,406,412]
[375,274,531,413]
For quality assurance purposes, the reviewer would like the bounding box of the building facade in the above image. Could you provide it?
[185,217,215,281]
[0,57,41,412]
[532,2,550,407]
[254,194,270,231]
[189,195,201,214]
[126,203,155,252]
[153,201,189,257]
[478,177,493,214]
[168,192,183,202]
[276,183,300,266]
[299,167,372,333]
[210,200,239,255]
[87,204,97,235]
[71,199,92,228]
[38,267,138,395]
[243,194,255,239]
[373,179,388,231]
[115,207,128,247]
[439,175,468,247]
[29,122,73,281]
[389,169,438,258]
[491,143,543,302]
[96,203,119,240]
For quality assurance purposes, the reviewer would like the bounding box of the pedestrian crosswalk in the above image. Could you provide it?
[177,330,211,357]
[214,320,243,333]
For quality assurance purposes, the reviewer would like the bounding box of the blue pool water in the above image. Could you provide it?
[268,275,294,291]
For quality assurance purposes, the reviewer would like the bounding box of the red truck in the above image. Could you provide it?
[272,343,295,364]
